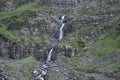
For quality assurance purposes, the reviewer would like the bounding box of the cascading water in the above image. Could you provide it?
[59,15,66,40]
[33,15,66,80]
[47,48,53,61]
[59,23,65,40]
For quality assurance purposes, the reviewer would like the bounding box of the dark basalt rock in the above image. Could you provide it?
[54,45,79,58]
[0,41,38,59]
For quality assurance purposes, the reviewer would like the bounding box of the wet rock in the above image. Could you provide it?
[89,76,95,80]
[83,46,90,51]
[33,63,49,80]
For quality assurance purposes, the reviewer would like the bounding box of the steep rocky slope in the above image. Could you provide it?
[0,0,120,80]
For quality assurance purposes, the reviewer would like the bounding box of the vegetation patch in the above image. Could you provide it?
[0,24,16,41]
[4,56,37,80]
[47,71,65,80]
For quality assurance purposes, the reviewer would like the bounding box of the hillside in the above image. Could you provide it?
[0,0,120,80]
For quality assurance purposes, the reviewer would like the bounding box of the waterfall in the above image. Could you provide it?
[59,15,66,40]
[59,23,65,40]
[61,15,65,23]
[33,15,66,80]
[47,48,53,61]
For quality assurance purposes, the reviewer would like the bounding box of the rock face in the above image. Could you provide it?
[0,0,35,12]
[0,0,15,12]
[40,0,78,9]
[0,41,34,59]
[54,45,79,58]
[0,66,5,79]
[0,40,57,60]
[64,0,120,34]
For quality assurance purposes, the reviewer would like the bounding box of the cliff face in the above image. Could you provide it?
[40,0,78,9]
[0,0,120,80]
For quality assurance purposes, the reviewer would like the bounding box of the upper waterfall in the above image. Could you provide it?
[59,15,66,40]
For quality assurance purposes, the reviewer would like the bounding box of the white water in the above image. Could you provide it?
[59,23,65,40]
[33,15,67,80]
[59,15,66,40]
[61,15,65,23]
[47,48,53,61]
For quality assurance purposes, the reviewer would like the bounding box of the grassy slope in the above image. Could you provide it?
[60,3,120,78]
[0,2,52,20]
[0,24,16,41]
[0,2,51,79]
[1,56,38,80]
[0,2,51,43]
[62,22,120,78]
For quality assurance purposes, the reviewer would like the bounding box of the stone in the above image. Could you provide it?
[89,76,95,80]
[0,66,5,77]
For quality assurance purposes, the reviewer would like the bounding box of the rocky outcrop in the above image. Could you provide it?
[54,45,80,58]
[39,0,79,10]
[0,40,58,60]
[65,10,120,34]
[0,41,33,59]
[0,0,15,12]
[0,0,35,12]
[0,65,16,80]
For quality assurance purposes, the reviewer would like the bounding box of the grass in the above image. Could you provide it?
[80,4,93,15]
[61,13,120,77]
[4,56,37,80]
[0,2,52,41]
[47,71,65,80]
[91,35,120,58]
[62,30,120,77]
[18,56,37,80]
[0,2,52,20]
[39,32,46,45]
[0,24,17,41]
[62,46,97,73]
[60,26,95,48]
